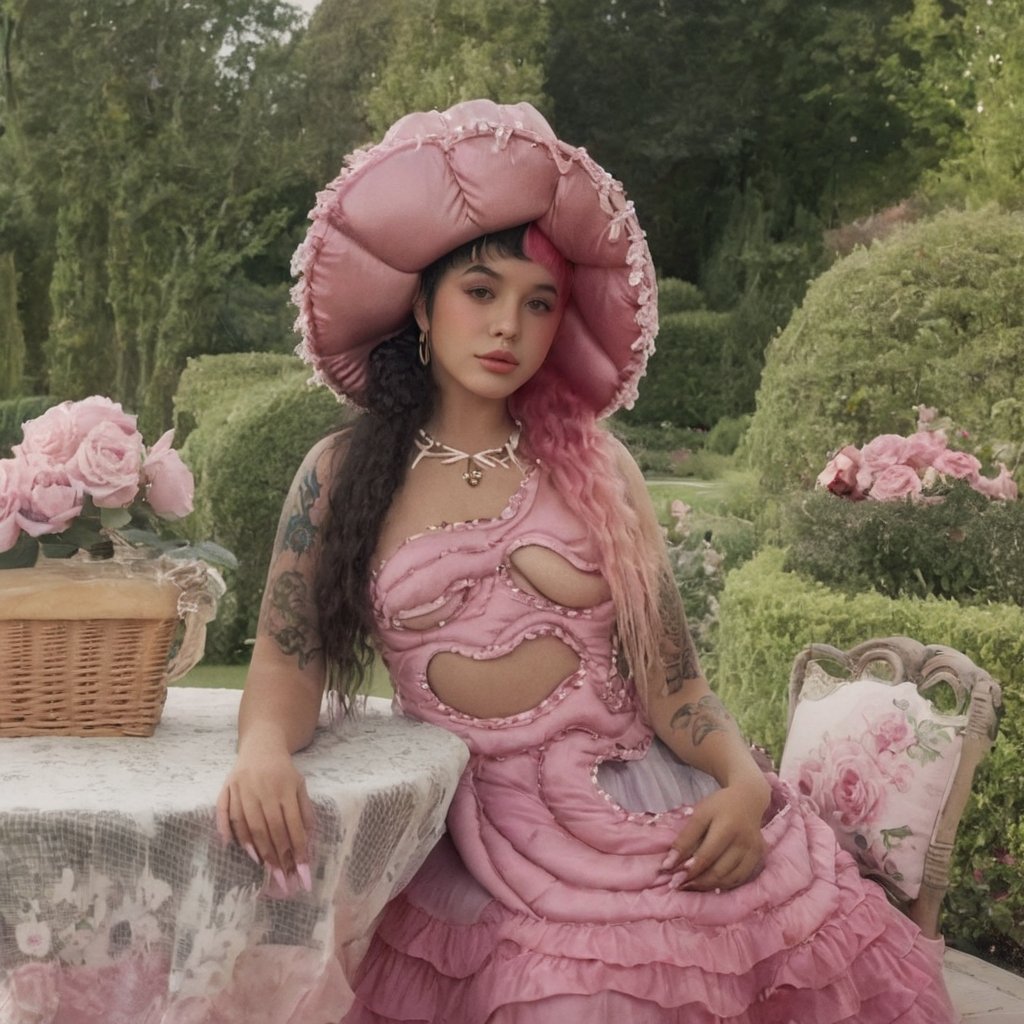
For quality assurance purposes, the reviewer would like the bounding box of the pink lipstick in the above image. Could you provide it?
[477,350,519,374]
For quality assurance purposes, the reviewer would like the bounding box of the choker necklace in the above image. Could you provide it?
[412,423,523,487]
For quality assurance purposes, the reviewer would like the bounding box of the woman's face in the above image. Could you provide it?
[414,252,564,405]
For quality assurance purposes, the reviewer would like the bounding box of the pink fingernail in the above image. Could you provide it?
[660,849,682,872]
[272,867,289,891]
[669,870,688,889]
[297,862,312,893]
[244,843,261,865]
[682,857,696,870]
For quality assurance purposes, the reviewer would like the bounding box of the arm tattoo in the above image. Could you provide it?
[264,570,322,668]
[658,568,701,694]
[670,694,735,746]
[280,468,321,555]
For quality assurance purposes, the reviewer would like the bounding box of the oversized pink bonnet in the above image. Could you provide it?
[290,99,657,418]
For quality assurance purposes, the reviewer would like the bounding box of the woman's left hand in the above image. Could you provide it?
[661,775,771,892]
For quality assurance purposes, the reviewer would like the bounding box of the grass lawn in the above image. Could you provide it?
[178,657,394,698]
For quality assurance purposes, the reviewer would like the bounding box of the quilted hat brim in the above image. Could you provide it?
[291,99,657,418]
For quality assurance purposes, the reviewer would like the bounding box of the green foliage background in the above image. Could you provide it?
[174,354,351,660]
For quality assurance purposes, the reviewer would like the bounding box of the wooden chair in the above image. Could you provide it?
[779,636,1002,938]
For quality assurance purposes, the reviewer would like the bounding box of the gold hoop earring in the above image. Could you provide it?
[418,330,431,366]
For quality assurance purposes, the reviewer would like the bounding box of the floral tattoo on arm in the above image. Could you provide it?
[670,694,735,746]
[658,568,702,695]
[280,468,321,555]
[263,571,322,669]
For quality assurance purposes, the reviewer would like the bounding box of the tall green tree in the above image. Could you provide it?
[365,0,549,134]
[2,0,309,431]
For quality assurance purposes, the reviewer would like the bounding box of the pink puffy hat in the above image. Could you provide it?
[290,99,657,418]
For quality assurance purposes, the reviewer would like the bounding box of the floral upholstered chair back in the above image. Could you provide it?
[779,637,1002,938]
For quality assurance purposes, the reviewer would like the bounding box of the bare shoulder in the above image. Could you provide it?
[602,430,650,506]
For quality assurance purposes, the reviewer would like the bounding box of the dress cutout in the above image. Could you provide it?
[345,470,957,1023]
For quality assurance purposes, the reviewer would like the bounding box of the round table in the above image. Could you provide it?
[0,688,469,1024]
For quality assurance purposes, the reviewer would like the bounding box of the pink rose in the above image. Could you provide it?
[931,448,981,483]
[141,430,194,519]
[14,401,81,464]
[867,464,922,501]
[868,710,915,755]
[972,463,1019,501]
[903,429,948,470]
[860,434,910,476]
[817,445,866,499]
[914,404,938,428]
[66,420,144,508]
[67,394,138,441]
[827,740,887,829]
[15,454,84,537]
[0,457,28,552]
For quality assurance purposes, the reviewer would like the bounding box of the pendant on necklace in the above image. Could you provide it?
[463,460,483,487]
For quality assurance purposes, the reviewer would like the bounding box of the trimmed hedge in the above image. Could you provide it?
[624,308,737,428]
[712,548,1024,951]
[175,353,350,661]
[745,207,1024,498]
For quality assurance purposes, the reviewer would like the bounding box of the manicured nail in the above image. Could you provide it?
[272,867,289,892]
[670,870,689,889]
[244,843,261,865]
[682,857,696,871]
[297,862,312,893]
[660,849,682,872]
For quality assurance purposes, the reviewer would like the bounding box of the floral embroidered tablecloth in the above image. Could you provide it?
[0,688,469,1024]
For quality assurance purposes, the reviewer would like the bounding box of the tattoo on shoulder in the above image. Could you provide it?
[658,569,701,694]
[281,467,321,556]
[670,694,734,746]
[265,570,322,669]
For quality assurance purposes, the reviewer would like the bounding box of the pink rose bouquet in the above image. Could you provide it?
[816,415,1019,503]
[0,397,225,570]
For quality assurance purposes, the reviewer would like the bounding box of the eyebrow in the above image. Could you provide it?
[460,263,558,295]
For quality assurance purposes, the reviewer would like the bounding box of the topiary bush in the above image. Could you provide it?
[744,207,1024,498]
[657,277,706,315]
[711,548,1024,959]
[175,353,350,661]
[622,308,737,428]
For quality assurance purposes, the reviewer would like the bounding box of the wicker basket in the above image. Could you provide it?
[0,557,218,737]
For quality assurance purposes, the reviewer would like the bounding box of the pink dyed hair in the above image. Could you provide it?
[522,224,573,312]
[510,363,663,702]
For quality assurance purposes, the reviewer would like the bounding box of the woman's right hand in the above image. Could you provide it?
[217,746,317,893]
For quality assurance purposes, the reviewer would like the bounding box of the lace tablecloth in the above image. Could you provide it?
[0,688,469,1024]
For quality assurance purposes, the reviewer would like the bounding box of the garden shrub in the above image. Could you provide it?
[0,395,60,456]
[783,483,1024,606]
[657,277,706,315]
[175,353,349,660]
[712,548,1024,956]
[705,414,752,456]
[744,207,1024,498]
[622,308,737,428]
[606,418,706,476]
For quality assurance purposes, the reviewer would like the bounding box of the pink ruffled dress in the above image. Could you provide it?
[343,469,957,1023]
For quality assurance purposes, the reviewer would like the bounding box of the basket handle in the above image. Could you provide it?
[161,561,226,683]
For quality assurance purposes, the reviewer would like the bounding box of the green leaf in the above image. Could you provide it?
[100,506,133,530]
[0,534,40,569]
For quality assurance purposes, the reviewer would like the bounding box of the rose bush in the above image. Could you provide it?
[0,396,230,569]
[816,412,1018,504]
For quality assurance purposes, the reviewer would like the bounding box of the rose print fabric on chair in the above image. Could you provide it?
[779,637,1002,937]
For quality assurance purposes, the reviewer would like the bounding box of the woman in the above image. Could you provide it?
[218,100,956,1022]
